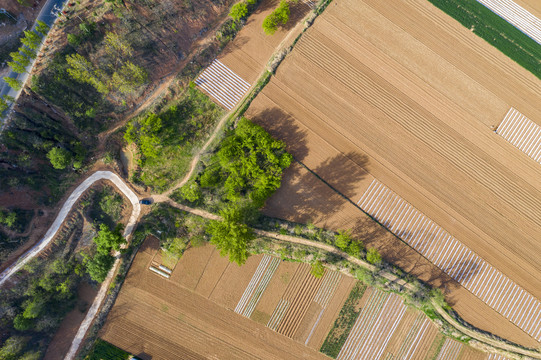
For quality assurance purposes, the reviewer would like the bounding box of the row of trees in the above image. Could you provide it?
[1,22,49,113]
[229,0,257,21]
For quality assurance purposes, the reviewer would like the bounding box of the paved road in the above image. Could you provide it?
[0,171,141,286]
[0,0,67,122]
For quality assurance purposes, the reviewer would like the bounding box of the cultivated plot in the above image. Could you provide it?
[435,338,463,360]
[475,0,541,43]
[496,108,541,164]
[248,0,541,345]
[358,179,541,341]
[195,59,251,110]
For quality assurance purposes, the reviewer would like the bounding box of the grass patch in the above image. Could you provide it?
[85,338,131,360]
[320,282,367,358]
[428,0,541,79]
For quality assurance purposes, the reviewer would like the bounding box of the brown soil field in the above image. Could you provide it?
[218,0,312,84]
[248,0,541,347]
[511,0,541,18]
[100,238,331,360]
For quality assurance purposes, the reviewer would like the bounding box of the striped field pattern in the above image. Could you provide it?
[394,314,433,360]
[267,299,289,331]
[235,255,280,317]
[496,108,541,164]
[313,270,341,308]
[475,0,541,44]
[195,59,251,110]
[486,354,512,360]
[358,179,541,341]
[337,290,407,360]
[435,338,463,360]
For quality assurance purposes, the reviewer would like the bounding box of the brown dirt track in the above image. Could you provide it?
[248,0,541,347]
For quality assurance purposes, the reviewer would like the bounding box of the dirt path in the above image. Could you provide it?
[153,198,541,359]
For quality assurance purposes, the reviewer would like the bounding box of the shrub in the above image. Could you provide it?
[229,1,248,21]
[366,247,382,265]
[310,260,325,278]
[334,229,351,251]
[262,0,290,35]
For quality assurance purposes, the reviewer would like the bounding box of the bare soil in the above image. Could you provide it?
[248,0,541,347]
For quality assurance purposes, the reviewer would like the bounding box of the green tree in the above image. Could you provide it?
[262,0,290,35]
[47,147,72,169]
[94,223,126,255]
[0,209,17,228]
[7,61,26,74]
[310,260,325,278]
[83,252,115,282]
[206,204,255,265]
[19,351,41,360]
[230,1,248,21]
[67,33,81,47]
[111,61,148,94]
[3,77,22,91]
[366,247,382,265]
[20,46,36,60]
[334,229,351,251]
[355,267,375,285]
[35,20,50,36]
[66,53,108,94]
[179,181,202,203]
[217,118,292,207]
[10,51,31,67]
[0,336,27,360]
[347,240,362,258]
[21,30,42,49]
[0,95,14,112]
[13,314,32,331]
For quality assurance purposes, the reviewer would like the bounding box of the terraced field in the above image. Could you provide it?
[248,0,541,346]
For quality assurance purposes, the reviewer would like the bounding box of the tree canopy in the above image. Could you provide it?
[47,147,72,169]
[217,117,292,207]
[262,0,290,35]
[230,2,248,21]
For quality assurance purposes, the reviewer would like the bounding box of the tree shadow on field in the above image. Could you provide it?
[219,35,250,57]
[249,107,309,163]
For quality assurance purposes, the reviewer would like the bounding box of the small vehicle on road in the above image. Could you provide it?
[139,199,152,205]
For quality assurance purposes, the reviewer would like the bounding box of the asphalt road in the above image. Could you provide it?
[0,0,67,120]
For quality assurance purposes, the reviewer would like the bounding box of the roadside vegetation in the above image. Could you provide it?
[0,184,129,359]
[263,0,292,35]
[84,338,132,360]
[428,0,541,79]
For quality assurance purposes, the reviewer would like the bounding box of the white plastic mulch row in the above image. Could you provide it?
[313,270,341,307]
[357,179,541,341]
[476,0,541,44]
[267,299,289,330]
[435,338,463,360]
[338,290,406,360]
[241,257,280,318]
[195,59,251,110]
[486,353,513,360]
[496,108,541,164]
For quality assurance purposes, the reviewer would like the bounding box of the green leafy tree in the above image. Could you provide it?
[83,252,115,282]
[13,313,32,331]
[67,33,81,47]
[104,31,133,58]
[347,240,362,258]
[310,260,325,278]
[94,223,126,255]
[3,77,22,91]
[217,118,292,207]
[206,204,255,265]
[0,209,17,228]
[355,267,375,285]
[230,1,248,21]
[334,229,351,251]
[7,61,26,74]
[366,247,382,265]
[35,20,50,36]
[19,351,41,360]
[179,181,202,203]
[0,336,27,360]
[47,147,72,169]
[262,0,290,35]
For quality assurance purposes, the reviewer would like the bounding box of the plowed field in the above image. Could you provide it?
[248,0,541,346]
[100,238,332,360]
